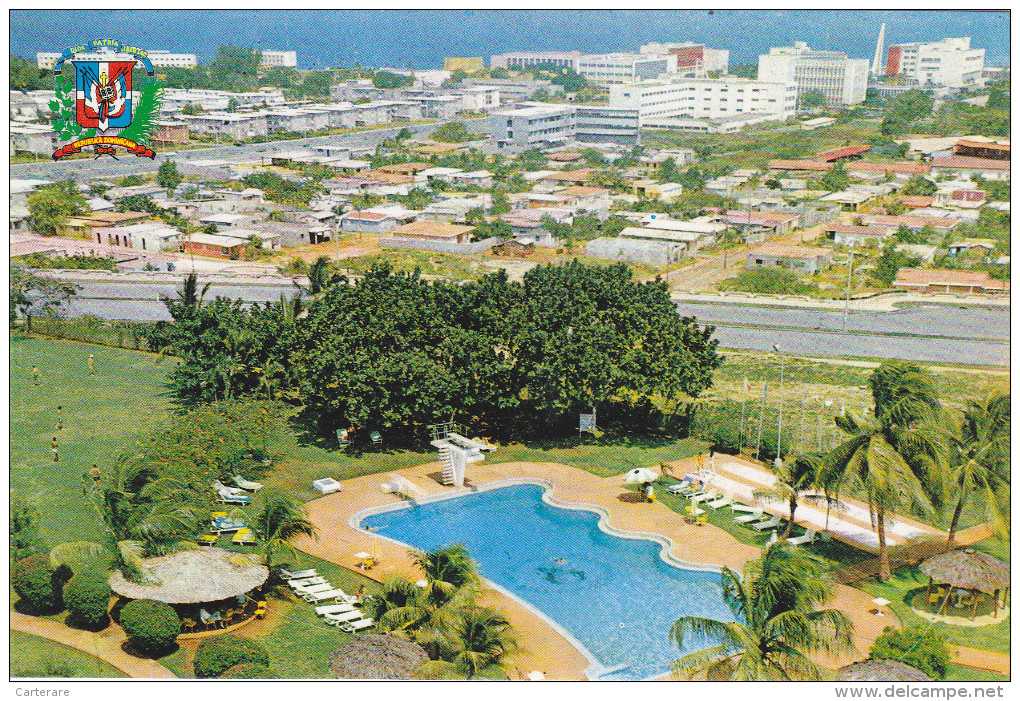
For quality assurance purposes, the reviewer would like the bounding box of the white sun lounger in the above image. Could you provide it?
[731,503,761,514]
[324,610,366,625]
[734,508,764,524]
[302,588,350,603]
[290,576,328,589]
[233,474,264,492]
[340,618,375,632]
[666,478,693,494]
[706,495,734,510]
[786,529,818,546]
[279,568,317,580]
[294,582,334,596]
[315,603,356,616]
[751,515,783,531]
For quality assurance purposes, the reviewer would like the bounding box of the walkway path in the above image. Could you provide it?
[949,645,1010,676]
[10,611,177,679]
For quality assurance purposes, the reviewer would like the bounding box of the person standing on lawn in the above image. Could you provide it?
[55,405,63,431]
[87,354,95,376]
[32,366,40,385]
[51,437,59,462]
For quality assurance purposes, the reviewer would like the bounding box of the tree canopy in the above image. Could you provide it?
[27,181,88,236]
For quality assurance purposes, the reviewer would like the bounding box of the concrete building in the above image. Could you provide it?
[260,50,298,68]
[892,268,1007,294]
[746,243,832,274]
[639,43,729,75]
[885,37,984,88]
[444,57,484,72]
[758,42,869,107]
[341,211,398,234]
[576,53,676,84]
[179,112,268,140]
[388,221,475,243]
[609,77,797,122]
[461,77,562,103]
[36,50,197,70]
[181,232,250,258]
[494,104,575,151]
[97,222,182,251]
[574,105,640,144]
[490,52,584,71]
[10,122,58,156]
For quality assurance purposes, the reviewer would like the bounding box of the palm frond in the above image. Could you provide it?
[117,78,164,145]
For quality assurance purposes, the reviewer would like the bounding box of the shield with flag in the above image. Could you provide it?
[74,60,133,132]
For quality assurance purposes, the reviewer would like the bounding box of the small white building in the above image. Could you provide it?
[99,222,182,251]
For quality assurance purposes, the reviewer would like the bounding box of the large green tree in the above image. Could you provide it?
[156,160,183,193]
[10,267,80,330]
[755,452,824,541]
[10,54,47,91]
[251,489,317,570]
[671,545,854,680]
[27,180,88,236]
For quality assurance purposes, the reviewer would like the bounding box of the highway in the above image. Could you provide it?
[39,277,1010,367]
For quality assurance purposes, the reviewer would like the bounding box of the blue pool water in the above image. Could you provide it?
[359,482,736,680]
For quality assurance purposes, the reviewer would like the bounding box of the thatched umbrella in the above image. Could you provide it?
[918,548,1010,620]
[835,660,932,681]
[108,547,269,604]
[329,634,430,680]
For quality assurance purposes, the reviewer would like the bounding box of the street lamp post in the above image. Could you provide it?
[773,343,784,469]
[823,398,833,450]
[843,244,855,332]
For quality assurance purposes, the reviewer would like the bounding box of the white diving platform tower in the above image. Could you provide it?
[429,423,496,487]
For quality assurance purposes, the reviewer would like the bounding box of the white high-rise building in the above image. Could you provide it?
[757,42,869,107]
[885,37,985,88]
[490,52,584,71]
[260,50,298,68]
[576,53,677,84]
[37,50,198,70]
[609,77,797,122]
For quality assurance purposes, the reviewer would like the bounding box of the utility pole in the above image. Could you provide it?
[843,244,855,331]
[773,344,784,469]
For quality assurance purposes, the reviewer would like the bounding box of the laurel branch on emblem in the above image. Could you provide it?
[49,74,97,142]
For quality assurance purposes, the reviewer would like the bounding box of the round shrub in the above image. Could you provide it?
[12,554,62,612]
[869,624,950,680]
[194,634,271,678]
[119,599,181,655]
[64,569,112,630]
[220,662,276,679]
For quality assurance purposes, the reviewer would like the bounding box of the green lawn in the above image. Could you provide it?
[9,632,128,678]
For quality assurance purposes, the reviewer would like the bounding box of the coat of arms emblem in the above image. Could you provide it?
[49,39,164,160]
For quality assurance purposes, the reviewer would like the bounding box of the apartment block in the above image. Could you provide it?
[260,50,298,68]
[758,42,869,107]
[609,77,796,122]
[576,53,676,84]
[886,37,985,88]
[37,50,198,70]
[493,103,640,151]
[639,43,729,75]
[490,51,584,71]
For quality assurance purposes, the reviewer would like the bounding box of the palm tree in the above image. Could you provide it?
[307,255,332,295]
[251,489,317,571]
[671,545,854,681]
[819,362,948,581]
[755,452,824,541]
[410,544,481,609]
[363,577,426,627]
[420,606,519,679]
[945,394,1010,544]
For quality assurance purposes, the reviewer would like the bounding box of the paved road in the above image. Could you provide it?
[11,118,491,181]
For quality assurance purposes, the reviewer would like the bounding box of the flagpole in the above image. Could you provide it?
[755,378,767,461]
[738,376,747,450]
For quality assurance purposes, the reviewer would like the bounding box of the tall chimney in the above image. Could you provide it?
[872,23,887,76]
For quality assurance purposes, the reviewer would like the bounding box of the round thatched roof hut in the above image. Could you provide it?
[919,549,1010,594]
[835,660,932,681]
[108,547,268,605]
[329,634,430,680]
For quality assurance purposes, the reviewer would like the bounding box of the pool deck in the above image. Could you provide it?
[292,454,947,680]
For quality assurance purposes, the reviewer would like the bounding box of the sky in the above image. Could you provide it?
[9,10,1011,70]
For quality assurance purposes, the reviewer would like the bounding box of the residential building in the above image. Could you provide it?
[823,223,892,247]
[885,37,984,88]
[929,155,1010,180]
[96,222,182,251]
[948,238,997,260]
[632,180,684,202]
[892,268,1007,294]
[746,243,832,274]
[10,91,40,120]
[576,53,676,84]
[61,211,151,238]
[36,50,197,70]
[490,51,584,71]
[151,120,189,146]
[388,221,475,243]
[494,104,575,151]
[757,42,869,107]
[639,43,729,75]
[10,122,58,156]
[260,50,298,68]
[444,57,484,72]
[455,85,501,112]
[952,140,1008,160]
[178,112,268,140]
[461,77,563,103]
[859,213,961,235]
[341,211,399,234]
[610,77,797,123]
[181,232,251,258]
[574,105,640,144]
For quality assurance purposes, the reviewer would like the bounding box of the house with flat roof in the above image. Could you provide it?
[95,222,181,251]
[930,155,1010,180]
[746,243,832,274]
[60,211,151,238]
[388,221,475,243]
[893,268,1007,294]
[947,238,997,260]
[341,211,399,234]
[822,224,892,247]
[632,180,683,202]
[859,213,961,235]
[181,232,251,259]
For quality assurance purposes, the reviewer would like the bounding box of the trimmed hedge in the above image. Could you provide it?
[193,635,270,678]
[12,554,62,612]
[220,663,276,679]
[64,569,112,630]
[119,599,181,655]
[869,624,950,680]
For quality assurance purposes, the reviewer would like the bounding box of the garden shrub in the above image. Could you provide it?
[193,634,270,678]
[710,425,742,455]
[220,662,276,679]
[869,624,950,680]
[12,554,62,612]
[119,599,181,655]
[64,568,112,630]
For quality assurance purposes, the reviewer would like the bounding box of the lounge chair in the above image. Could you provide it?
[279,568,317,580]
[233,474,264,492]
[786,529,817,546]
[731,503,761,514]
[315,603,356,616]
[232,528,256,545]
[290,576,328,589]
[211,517,246,533]
[666,478,693,494]
[341,618,375,632]
[212,480,245,497]
[324,610,366,626]
[294,582,334,596]
[302,588,350,603]
[734,508,764,524]
[216,492,251,505]
[195,534,217,546]
[706,495,733,510]
[751,515,782,531]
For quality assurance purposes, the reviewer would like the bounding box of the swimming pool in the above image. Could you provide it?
[357,481,736,680]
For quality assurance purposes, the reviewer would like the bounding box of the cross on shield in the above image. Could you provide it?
[75,60,134,132]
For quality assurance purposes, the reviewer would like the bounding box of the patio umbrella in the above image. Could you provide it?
[623,467,659,485]
[918,548,1010,619]
[835,660,931,681]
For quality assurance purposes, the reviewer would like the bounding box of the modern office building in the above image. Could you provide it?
[609,77,796,122]
[885,37,985,88]
[493,102,640,151]
[260,50,298,68]
[757,42,869,107]
[574,105,640,144]
[490,51,584,71]
[37,50,198,70]
[576,53,676,84]
[639,43,729,75]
